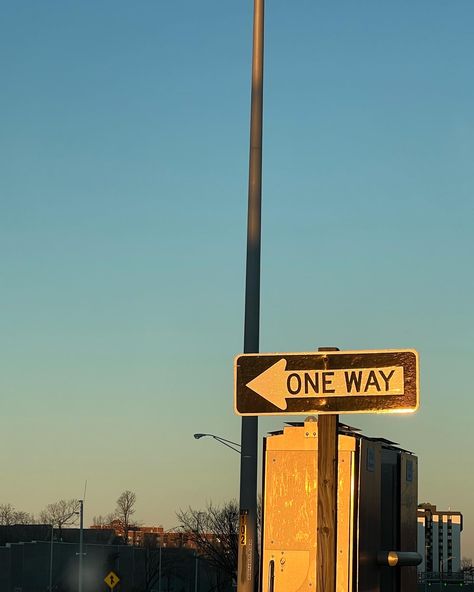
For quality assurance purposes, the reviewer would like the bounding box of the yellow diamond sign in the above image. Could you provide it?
[104,571,120,589]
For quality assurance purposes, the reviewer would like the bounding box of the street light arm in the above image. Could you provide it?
[193,433,241,454]
[211,436,241,454]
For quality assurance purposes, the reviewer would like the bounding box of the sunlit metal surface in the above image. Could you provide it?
[260,421,419,591]
[261,421,356,591]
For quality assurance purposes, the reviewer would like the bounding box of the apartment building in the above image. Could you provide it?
[417,503,462,575]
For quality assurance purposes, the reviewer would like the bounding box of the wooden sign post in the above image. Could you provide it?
[317,413,338,592]
[316,347,339,592]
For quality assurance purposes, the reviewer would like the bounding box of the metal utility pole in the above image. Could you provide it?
[194,552,199,592]
[237,1,264,592]
[78,499,84,592]
[49,525,54,592]
[159,537,162,592]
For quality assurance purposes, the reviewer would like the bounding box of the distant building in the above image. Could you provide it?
[417,503,463,577]
[90,520,201,549]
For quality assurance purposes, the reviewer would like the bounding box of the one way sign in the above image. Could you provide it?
[234,349,419,415]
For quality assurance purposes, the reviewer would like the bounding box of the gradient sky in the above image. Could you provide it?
[1,0,473,558]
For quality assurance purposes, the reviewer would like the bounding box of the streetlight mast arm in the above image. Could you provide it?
[193,433,241,454]
[211,435,241,453]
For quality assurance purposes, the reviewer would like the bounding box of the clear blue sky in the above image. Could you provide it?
[1,0,473,557]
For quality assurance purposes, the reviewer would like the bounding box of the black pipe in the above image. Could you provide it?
[377,551,423,567]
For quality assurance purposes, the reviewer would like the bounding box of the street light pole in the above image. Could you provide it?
[440,555,456,582]
[158,527,178,592]
[159,541,162,592]
[424,544,430,592]
[49,524,54,592]
[194,551,199,592]
[78,500,84,592]
[238,1,264,592]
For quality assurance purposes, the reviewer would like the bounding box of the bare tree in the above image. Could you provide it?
[0,503,34,525]
[114,490,137,543]
[461,557,473,571]
[92,513,116,527]
[0,504,17,526]
[176,500,239,590]
[12,510,34,524]
[39,499,80,538]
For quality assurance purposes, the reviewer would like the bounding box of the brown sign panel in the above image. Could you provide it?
[234,349,419,416]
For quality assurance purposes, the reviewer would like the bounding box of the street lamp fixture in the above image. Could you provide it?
[193,433,241,454]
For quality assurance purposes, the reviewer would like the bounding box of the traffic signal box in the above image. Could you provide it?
[261,419,419,592]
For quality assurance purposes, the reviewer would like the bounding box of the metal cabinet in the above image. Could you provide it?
[260,420,419,592]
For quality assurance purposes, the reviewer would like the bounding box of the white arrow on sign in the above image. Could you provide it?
[245,358,404,410]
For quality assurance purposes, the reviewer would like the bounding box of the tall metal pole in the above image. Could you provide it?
[78,500,84,592]
[194,552,199,592]
[159,534,162,592]
[238,1,264,592]
[49,525,54,592]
